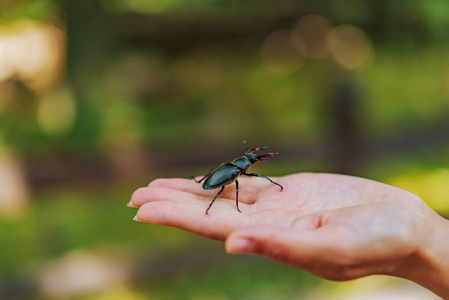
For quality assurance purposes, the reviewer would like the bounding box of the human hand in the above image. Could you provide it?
[130,173,423,241]
[130,173,449,298]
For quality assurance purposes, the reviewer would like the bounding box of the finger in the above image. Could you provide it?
[226,225,375,281]
[146,178,260,204]
[238,175,284,192]
[225,225,353,267]
[135,200,252,241]
[131,186,253,212]
[148,178,208,195]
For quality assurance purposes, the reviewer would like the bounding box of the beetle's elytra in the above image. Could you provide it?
[193,143,283,214]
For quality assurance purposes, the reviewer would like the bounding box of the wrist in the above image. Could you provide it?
[395,209,449,298]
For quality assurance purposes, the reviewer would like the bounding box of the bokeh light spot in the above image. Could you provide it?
[328,25,374,70]
[291,14,333,59]
[0,148,28,216]
[261,29,304,75]
[37,86,76,136]
[0,19,65,91]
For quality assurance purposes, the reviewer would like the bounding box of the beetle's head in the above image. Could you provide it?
[244,146,278,163]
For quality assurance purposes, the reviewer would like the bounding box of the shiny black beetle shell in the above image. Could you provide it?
[202,162,242,190]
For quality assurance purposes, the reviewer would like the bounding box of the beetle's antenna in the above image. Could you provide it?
[243,140,249,151]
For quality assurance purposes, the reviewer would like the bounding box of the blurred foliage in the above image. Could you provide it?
[140,262,317,300]
[0,186,178,274]
[101,0,260,14]
[390,168,449,213]
[0,0,59,24]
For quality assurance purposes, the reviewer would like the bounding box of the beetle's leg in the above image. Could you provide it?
[206,186,225,215]
[243,172,284,191]
[235,180,242,213]
[192,171,212,183]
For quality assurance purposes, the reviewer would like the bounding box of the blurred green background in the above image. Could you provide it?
[0,0,448,299]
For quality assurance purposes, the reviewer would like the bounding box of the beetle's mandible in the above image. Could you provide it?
[193,143,283,214]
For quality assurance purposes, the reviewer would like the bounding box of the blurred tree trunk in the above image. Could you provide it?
[326,74,366,175]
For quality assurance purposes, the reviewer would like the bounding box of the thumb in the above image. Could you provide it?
[225,226,318,264]
[225,212,331,258]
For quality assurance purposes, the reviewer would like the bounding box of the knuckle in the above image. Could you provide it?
[266,247,289,262]
[335,265,366,280]
[147,178,165,187]
[256,239,290,262]
[131,187,149,201]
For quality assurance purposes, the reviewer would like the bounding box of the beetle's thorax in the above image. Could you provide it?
[244,150,260,163]
[232,156,252,170]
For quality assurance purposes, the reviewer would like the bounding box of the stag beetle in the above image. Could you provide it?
[193,143,283,214]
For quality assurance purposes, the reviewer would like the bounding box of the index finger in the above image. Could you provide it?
[135,200,253,241]
[147,178,260,204]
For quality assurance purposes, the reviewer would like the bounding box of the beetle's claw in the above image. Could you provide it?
[250,146,268,153]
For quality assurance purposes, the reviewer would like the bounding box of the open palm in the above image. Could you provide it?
[131,173,449,297]
[130,173,424,241]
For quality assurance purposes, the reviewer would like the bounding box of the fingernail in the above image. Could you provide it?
[226,237,254,254]
[133,215,142,222]
[127,201,138,208]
